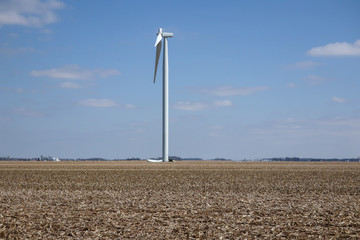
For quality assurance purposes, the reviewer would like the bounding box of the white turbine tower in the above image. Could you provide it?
[151,28,173,163]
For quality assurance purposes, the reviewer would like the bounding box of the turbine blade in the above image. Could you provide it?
[154,34,162,47]
[154,40,162,83]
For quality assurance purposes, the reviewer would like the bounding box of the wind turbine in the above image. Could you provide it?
[150,28,173,163]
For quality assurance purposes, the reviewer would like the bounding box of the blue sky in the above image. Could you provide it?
[1,0,359,159]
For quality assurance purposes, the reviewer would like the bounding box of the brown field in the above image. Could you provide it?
[0,161,359,239]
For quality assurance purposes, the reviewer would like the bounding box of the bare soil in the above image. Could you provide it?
[0,161,359,239]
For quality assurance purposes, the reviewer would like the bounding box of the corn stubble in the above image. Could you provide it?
[0,161,359,239]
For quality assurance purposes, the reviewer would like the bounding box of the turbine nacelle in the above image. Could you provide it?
[161,32,174,38]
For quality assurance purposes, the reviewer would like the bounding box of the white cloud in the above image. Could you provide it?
[31,65,120,80]
[78,99,136,108]
[31,65,92,79]
[286,61,323,70]
[214,100,232,107]
[173,100,232,111]
[60,81,81,89]
[94,69,121,78]
[202,86,268,96]
[332,97,346,103]
[78,99,118,108]
[125,104,136,109]
[173,101,208,111]
[307,40,360,56]
[0,0,65,27]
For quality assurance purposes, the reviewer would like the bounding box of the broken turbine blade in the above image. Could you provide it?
[154,33,162,47]
[153,39,162,83]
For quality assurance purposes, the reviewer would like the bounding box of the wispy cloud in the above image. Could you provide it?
[207,125,225,138]
[0,47,36,55]
[7,32,19,37]
[332,96,346,103]
[286,61,324,70]
[124,104,136,109]
[78,99,136,109]
[173,100,232,111]
[0,0,65,27]
[78,99,118,108]
[31,65,120,80]
[254,116,360,137]
[307,39,360,56]
[202,86,269,96]
[42,28,53,34]
[173,101,208,111]
[318,116,360,129]
[214,100,232,107]
[303,75,327,85]
[14,107,42,117]
[60,81,82,89]
[94,69,120,78]
[286,83,297,88]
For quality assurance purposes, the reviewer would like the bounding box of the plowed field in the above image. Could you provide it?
[1,161,359,239]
